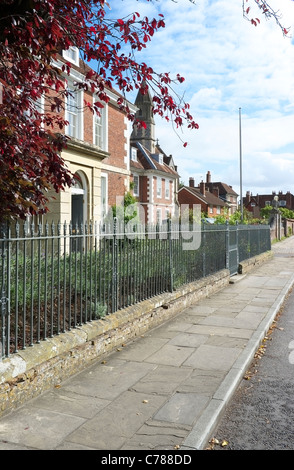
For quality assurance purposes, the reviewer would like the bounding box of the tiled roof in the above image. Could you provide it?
[181,186,226,206]
[206,182,238,196]
[130,143,179,176]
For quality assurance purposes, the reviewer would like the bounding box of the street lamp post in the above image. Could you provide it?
[239,108,243,222]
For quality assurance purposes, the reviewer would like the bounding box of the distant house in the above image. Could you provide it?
[244,190,294,218]
[178,171,238,217]
[178,177,226,217]
[203,171,238,215]
[130,88,179,224]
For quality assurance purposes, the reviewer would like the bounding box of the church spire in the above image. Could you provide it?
[131,86,156,153]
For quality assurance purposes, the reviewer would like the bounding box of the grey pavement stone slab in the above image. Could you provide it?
[176,369,225,395]
[111,336,169,361]
[129,365,192,395]
[236,310,265,324]
[121,420,190,450]
[201,313,265,330]
[61,360,156,400]
[150,318,198,338]
[165,321,194,332]
[197,299,232,307]
[174,313,209,325]
[154,393,209,425]
[184,305,217,316]
[265,278,289,287]
[189,324,252,339]
[211,308,240,317]
[0,407,85,450]
[66,390,167,450]
[0,442,31,450]
[215,301,248,310]
[145,344,194,366]
[30,389,110,419]
[249,298,278,307]
[205,335,247,349]
[56,442,97,450]
[168,332,207,348]
[241,304,269,313]
[183,397,225,450]
[238,276,269,287]
[255,290,279,298]
[183,344,241,371]
[235,287,261,295]
[148,324,181,339]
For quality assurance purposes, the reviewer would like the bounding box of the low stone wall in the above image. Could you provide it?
[238,250,273,274]
[0,269,230,417]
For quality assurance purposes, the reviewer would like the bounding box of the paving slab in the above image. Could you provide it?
[129,365,192,395]
[0,407,86,450]
[154,393,210,425]
[145,344,195,367]
[183,344,242,371]
[64,390,168,450]
[60,359,156,400]
[121,420,191,451]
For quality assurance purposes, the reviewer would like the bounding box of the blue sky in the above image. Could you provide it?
[107,0,294,200]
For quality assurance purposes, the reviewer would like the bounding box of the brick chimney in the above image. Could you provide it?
[189,177,195,187]
[199,180,205,195]
[212,186,219,197]
[206,171,211,183]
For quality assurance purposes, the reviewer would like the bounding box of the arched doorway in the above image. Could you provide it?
[71,172,87,227]
[71,172,87,251]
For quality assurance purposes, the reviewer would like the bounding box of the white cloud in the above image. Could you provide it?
[107,0,294,198]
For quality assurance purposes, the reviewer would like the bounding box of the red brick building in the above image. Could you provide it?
[202,171,238,215]
[178,176,226,217]
[43,48,135,226]
[178,171,238,218]
[130,88,180,224]
[244,190,294,218]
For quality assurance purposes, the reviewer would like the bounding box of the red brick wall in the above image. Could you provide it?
[84,89,94,144]
[105,104,127,169]
[178,188,207,213]
[139,176,148,202]
[108,172,126,207]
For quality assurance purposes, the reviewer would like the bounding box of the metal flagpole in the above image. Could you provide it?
[239,107,243,222]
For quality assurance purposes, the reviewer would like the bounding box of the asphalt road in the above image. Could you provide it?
[206,283,294,451]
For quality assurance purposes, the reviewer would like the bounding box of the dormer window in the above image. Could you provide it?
[158,153,163,165]
[131,147,138,161]
[62,47,79,66]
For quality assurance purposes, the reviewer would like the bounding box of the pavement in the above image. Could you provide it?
[0,236,294,452]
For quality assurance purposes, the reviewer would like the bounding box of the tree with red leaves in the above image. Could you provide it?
[0,0,200,221]
[0,0,288,221]
[243,0,290,35]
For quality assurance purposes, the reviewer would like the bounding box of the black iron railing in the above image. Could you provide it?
[0,220,271,358]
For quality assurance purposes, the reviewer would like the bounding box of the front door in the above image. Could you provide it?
[71,175,85,252]
[71,194,83,228]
